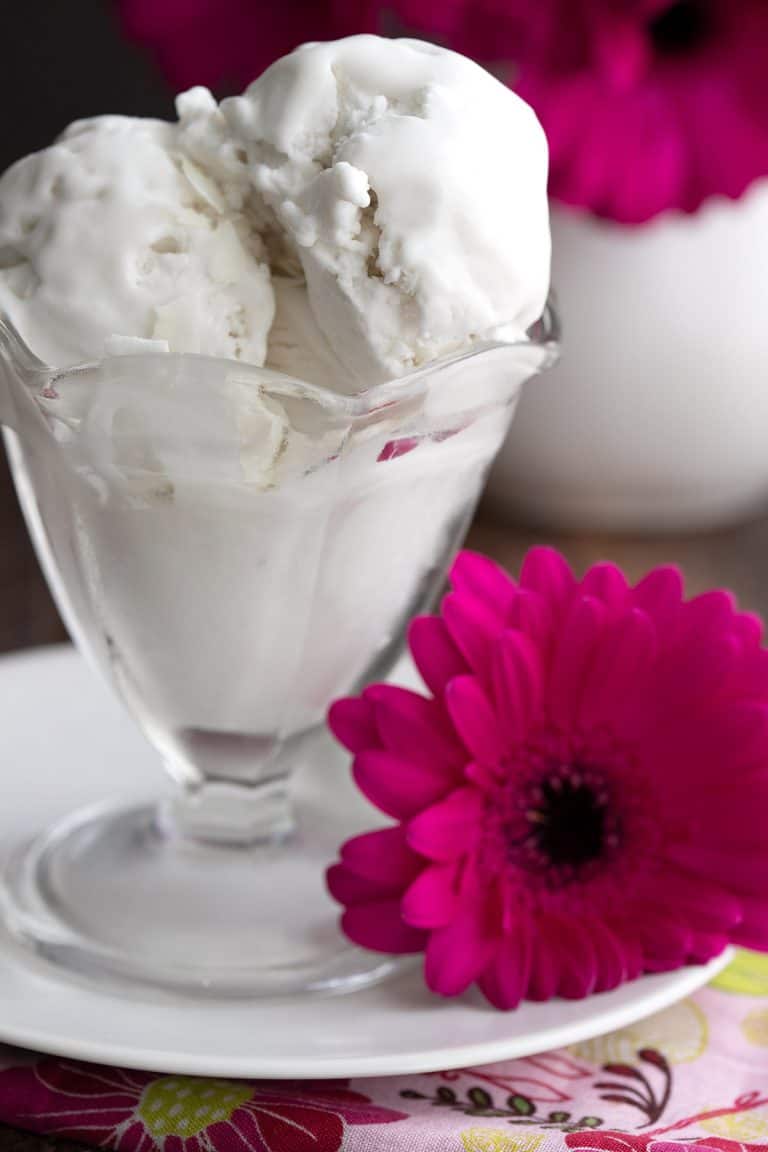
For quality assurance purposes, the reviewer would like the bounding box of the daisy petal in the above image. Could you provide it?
[579,562,628,615]
[341,827,422,886]
[584,918,627,993]
[623,909,692,972]
[352,749,456,820]
[492,629,542,747]
[579,608,656,731]
[526,917,560,1001]
[548,595,605,729]
[407,787,484,862]
[650,870,743,933]
[687,931,729,963]
[686,781,768,847]
[632,565,683,636]
[442,591,500,681]
[668,844,768,897]
[445,675,505,764]
[478,920,534,1010]
[328,696,380,753]
[651,633,739,717]
[408,615,468,696]
[342,901,427,954]
[731,647,768,699]
[365,684,463,768]
[519,547,576,623]
[680,590,738,642]
[732,894,768,950]
[465,760,501,790]
[402,863,460,929]
[424,903,498,996]
[450,550,517,618]
[546,915,598,999]
[326,863,398,907]
[507,588,554,655]
[603,919,643,982]
[735,611,764,650]
[645,701,768,791]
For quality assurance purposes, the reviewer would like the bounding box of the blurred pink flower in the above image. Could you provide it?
[397,0,768,222]
[327,548,768,1009]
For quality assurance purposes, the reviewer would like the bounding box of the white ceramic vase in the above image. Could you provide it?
[487,185,768,532]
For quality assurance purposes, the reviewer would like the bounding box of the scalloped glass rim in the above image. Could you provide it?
[0,302,560,415]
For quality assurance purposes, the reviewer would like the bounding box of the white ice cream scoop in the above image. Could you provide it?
[0,114,274,368]
[218,35,551,384]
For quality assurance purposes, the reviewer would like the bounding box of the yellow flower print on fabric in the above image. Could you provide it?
[461,1129,544,1152]
[741,1006,768,1047]
[711,949,768,996]
[139,1077,252,1139]
[701,1106,768,1142]
[571,998,707,1065]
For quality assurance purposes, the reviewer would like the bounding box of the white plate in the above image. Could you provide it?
[0,645,730,1079]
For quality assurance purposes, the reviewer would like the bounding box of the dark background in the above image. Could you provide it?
[0,2,174,652]
[0,2,173,171]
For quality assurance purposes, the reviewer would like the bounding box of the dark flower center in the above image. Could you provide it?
[648,1,711,56]
[532,775,606,867]
[499,759,623,887]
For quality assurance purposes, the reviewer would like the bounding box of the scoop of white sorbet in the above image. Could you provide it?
[217,36,551,384]
[0,115,274,367]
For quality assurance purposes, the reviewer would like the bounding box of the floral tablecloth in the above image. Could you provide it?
[1,951,767,1152]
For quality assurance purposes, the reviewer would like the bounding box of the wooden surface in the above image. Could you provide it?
[0,447,66,654]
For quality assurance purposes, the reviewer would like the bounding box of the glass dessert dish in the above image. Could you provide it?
[0,308,558,996]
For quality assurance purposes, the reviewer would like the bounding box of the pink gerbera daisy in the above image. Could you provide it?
[327,548,768,1010]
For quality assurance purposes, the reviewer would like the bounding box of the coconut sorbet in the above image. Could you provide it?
[0,37,551,784]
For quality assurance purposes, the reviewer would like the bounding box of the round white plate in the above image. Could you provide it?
[0,645,730,1079]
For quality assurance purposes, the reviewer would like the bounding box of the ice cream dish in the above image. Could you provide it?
[0,37,557,994]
